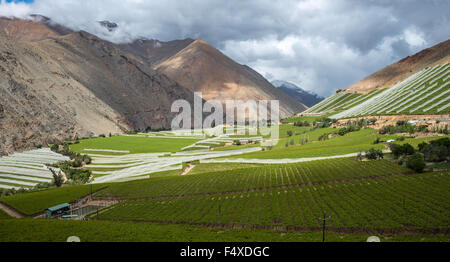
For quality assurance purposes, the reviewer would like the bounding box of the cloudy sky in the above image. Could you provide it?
[0,0,449,97]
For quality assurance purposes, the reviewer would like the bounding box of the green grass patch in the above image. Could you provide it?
[283,115,329,123]
[189,163,266,175]
[231,128,379,159]
[428,162,450,170]
[0,209,11,219]
[70,136,200,154]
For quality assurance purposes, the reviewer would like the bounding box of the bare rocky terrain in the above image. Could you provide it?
[119,38,195,66]
[156,39,307,118]
[0,16,307,154]
[0,29,197,155]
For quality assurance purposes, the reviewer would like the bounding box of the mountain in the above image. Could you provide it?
[303,39,450,117]
[119,38,195,66]
[271,80,323,107]
[0,16,306,154]
[0,15,72,42]
[0,29,197,155]
[155,39,307,118]
[98,20,118,32]
[346,39,450,94]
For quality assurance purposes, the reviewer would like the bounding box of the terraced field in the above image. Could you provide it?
[94,171,449,233]
[301,63,449,118]
[331,63,450,118]
[0,148,69,190]
[95,158,410,199]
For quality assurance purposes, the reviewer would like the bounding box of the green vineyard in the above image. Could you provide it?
[94,171,450,232]
[96,158,411,199]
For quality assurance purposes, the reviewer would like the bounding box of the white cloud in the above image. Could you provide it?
[403,27,427,48]
[0,0,32,18]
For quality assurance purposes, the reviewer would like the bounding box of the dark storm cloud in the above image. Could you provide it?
[0,0,449,96]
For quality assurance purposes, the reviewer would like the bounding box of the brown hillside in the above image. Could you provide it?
[0,15,72,41]
[346,39,450,94]
[119,38,195,66]
[0,30,197,155]
[156,39,307,118]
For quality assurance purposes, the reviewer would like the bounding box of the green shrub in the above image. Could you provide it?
[391,143,415,158]
[365,148,384,160]
[406,153,426,173]
[418,138,449,162]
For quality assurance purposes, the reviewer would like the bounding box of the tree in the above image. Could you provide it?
[50,169,64,187]
[419,138,449,162]
[406,153,426,173]
[356,152,363,161]
[391,143,415,158]
[373,137,381,144]
[50,144,59,152]
[365,148,383,160]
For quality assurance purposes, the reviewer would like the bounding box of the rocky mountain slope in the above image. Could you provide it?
[0,30,197,155]
[271,80,323,107]
[0,16,306,154]
[155,39,307,118]
[119,38,195,66]
[0,15,72,42]
[346,39,450,94]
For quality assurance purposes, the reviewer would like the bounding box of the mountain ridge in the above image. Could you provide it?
[345,38,450,94]
[155,39,307,118]
[0,28,198,155]
[271,80,324,107]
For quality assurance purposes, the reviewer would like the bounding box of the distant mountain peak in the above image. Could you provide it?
[98,20,118,32]
[272,80,324,108]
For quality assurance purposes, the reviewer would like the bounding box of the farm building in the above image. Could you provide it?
[45,203,70,218]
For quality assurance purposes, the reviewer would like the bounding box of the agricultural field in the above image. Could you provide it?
[1,116,448,243]
[95,158,411,199]
[93,171,449,233]
[1,219,446,242]
[301,63,450,118]
[88,146,262,183]
[224,129,449,160]
[225,129,381,159]
[0,184,106,215]
[0,209,11,219]
[331,63,450,118]
[0,148,69,190]
[282,115,331,123]
[70,136,201,154]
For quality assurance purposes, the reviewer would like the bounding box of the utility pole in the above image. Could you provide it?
[319,211,331,242]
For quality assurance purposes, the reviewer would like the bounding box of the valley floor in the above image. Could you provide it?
[0,122,449,242]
